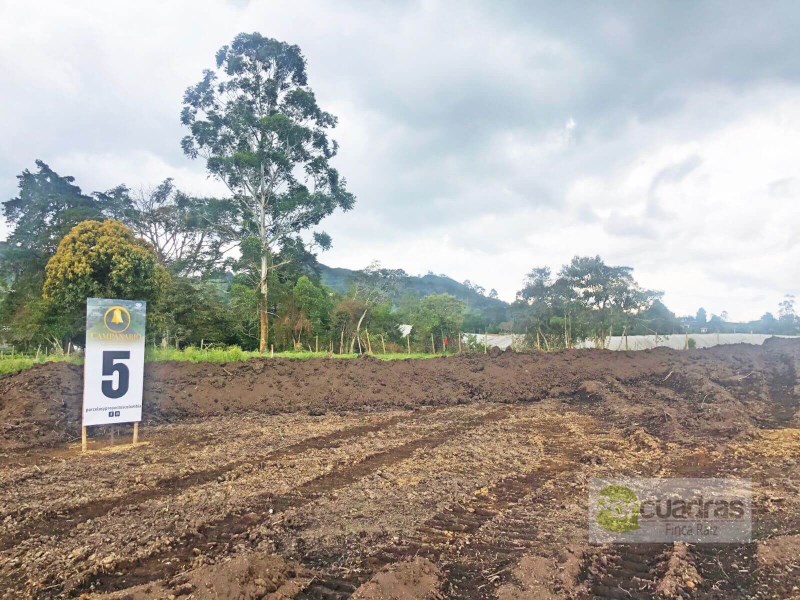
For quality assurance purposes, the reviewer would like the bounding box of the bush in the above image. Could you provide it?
[42,219,168,344]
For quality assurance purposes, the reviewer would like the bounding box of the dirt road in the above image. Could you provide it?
[0,340,798,598]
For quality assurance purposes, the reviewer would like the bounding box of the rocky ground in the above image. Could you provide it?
[0,339,798,598]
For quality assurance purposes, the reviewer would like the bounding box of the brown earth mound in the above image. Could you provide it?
[0,341,798,599]
[1,340,798,451]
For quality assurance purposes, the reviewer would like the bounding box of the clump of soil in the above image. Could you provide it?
[655,542,701,598]
[94,552,310,599]
[496,545,587,599]
[351,557,441,599]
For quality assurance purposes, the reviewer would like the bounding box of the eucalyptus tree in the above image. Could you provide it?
[181,33,355,351]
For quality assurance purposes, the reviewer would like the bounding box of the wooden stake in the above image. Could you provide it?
[366,330,372,354]
[380,334,386,354]
[484,331,488,354]
[315,336,319,353]
[407,335,411,355]
[81,426,87,453]
[270,344,274,358]
[133,422,139,446]
[458,333,462,354]
[431,333,436,354]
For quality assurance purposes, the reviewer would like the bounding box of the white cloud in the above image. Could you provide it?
[1,0,798,321]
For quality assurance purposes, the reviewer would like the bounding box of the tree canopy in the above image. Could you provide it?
[43,220,167,344]
[514,255,663,348]
[181,32,355,351]
[103,179,239,277]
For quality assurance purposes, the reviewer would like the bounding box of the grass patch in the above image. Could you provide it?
[0,354,82,376]
[0,345,443,375]
[145,346,439,362]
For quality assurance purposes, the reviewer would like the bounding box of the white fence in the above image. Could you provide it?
[464,333,798,351]
[578,333,798,350]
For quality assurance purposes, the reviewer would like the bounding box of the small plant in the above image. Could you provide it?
[687,337,697,349]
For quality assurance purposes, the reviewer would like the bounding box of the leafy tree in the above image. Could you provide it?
[228,281,260,349]
[293,276,331,330]
[1,162,111,345]
[631,299,682,335]
[154,278,237,348]
[515,256,660,349]
[43,220,168,344]
[2,161,103,278]
[276,275,333,349]
[181,32,355,351]
[695,307,707,325]
[100,179,239,277]
[411,293,465,352]
[757,311,778,334]
[557,255,659,344]
[708,314,724,331]
[777,294,799,334]
[332,261,406,352]
[333,298,368,353]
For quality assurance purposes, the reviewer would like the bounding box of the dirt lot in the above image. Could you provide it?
[0,339,798,599]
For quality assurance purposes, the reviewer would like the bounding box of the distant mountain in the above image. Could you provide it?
[317,264,509,332]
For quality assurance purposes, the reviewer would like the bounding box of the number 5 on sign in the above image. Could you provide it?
[82,299,146,450]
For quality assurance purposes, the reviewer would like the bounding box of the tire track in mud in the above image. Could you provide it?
[72,406,514,597]
[575,448,761,599]
[578,544,674,600]
[296,423,594,599]
[577,542,758,599]
[437,461,579,599]
[0,411,426,553]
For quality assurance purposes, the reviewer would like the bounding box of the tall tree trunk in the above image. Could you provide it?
[355,308,368,338]
[258,250,269,353]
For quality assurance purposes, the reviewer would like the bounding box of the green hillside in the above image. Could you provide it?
[318,264,509,332]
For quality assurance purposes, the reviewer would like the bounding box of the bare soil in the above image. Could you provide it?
[0,339,798,599]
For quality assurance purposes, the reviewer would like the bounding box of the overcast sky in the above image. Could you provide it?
[1,1,798,321]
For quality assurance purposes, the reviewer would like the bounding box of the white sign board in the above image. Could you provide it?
[82,298,146,426]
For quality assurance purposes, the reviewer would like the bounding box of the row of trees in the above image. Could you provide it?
[689,298,799,336]
[507,258,798,349]
[1,164,795,353]
[509,256,671,349]
[0,160,467,353]
[1,32,364,353]
[1,153,795,353]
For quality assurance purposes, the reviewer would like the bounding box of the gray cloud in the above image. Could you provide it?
[1,0,799,319]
